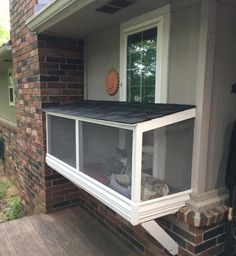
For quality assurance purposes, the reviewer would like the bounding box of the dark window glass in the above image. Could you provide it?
[9,88,14,103]
[127,27,157,103]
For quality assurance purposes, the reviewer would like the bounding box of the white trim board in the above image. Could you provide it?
[0,117,17,128]
[191,0,216,194]
[187,187,228,212]
[46,153,191,225]
[0,44,11,57]
[26,0,96,33]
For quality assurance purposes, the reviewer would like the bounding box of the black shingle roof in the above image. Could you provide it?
[43,101,195,125]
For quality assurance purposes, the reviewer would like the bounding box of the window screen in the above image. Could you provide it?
[48,115,76,167]
[80,122,133,199]
[141,119,194,201]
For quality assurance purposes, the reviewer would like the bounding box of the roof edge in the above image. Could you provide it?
[26,0,95,34]
[0,42,12,57]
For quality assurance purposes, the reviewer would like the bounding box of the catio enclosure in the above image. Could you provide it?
[45,101,195,225]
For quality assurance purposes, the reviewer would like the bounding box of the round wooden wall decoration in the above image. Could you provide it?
[105,68,119,96]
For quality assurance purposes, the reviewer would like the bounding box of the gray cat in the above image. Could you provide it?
[105,148,130,176]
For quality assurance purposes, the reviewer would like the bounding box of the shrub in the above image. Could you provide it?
[4,196,23,220]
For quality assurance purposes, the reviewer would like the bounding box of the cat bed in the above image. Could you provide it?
[109,174,131,198]
[109,173,169,201]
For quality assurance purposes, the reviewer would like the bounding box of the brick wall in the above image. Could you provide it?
[80,190,227,256]
[0,121,18,181]
[38,34,84,212]
[10,0,83,214]
[160,216,226,256]
[38,34,84,105]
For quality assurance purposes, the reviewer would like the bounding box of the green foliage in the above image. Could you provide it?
[4,196,23,220]
[0,26,9,46]
[0,1,10,46]
[0,180,11,200]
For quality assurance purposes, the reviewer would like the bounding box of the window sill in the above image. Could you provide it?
[0,117,17,130]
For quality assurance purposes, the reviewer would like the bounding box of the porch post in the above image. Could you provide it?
[191,0,216,194]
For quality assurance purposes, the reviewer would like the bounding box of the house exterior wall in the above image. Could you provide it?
[168,1,201,105]
[5,0,231,255]
[86,2,201,105]
[0,67,16,124]
[83,1,221,201]
[86,26,120,101]
[206,2,236,191]
[77,1,230,255]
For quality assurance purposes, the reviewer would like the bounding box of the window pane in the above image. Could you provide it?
[127,27,157,103]
[8,70,14,104]
[8,72,13,88]
[48,116,76,167]
[80,122,133,199]
[141,119,194,201]
[9,88,14,103]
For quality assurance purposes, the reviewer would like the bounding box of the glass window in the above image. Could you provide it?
[127,27,157,103]
[79,122,133,199]
[8,69,15,106]
[48,115,76,167]
[141,119,194,201]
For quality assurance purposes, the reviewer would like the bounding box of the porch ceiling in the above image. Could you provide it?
[26,0,171,38]
[0,45,12,68]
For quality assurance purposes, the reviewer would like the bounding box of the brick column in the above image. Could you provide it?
[10,0,83,214]
[38,34,84,212]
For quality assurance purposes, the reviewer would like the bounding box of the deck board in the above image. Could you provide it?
[0,224,18,256]
[2,218,53,256]
[0,206,138,256]
[28,214,68,256]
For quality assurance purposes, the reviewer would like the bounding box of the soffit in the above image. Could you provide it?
[0,45,12,68]
[26,0,171,38]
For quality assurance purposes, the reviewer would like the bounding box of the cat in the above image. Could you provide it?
[105,147,131,177]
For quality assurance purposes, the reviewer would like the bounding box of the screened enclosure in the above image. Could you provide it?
[45,101,196,225]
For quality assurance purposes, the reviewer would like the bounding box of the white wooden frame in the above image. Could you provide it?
[7,68,15,106]
[45,107,196,225]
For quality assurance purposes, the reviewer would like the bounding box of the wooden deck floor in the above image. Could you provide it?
[0,206,139,256]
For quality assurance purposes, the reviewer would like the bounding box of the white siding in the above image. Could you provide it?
[86,26,120,101]
[168,2,201,104]
[206,2,236,190]
[86,3,201,104]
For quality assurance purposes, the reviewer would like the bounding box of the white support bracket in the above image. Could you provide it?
[141,220,178,255]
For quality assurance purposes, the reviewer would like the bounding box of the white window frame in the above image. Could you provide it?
[8,68,15,106]
[45,107,195,225]
[119,5,171,104]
